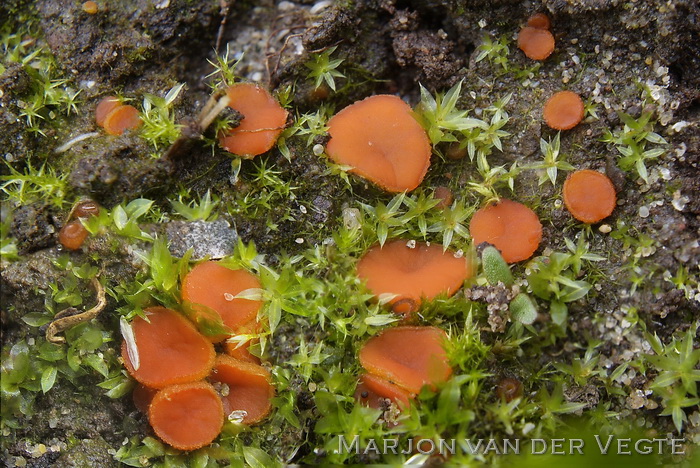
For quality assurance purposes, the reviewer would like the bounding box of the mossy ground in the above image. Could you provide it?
[1,0,699,466]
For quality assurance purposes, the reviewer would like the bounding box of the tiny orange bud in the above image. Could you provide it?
[82,1,98,14]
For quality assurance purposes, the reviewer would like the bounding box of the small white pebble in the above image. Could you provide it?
[478,19,487,28]
[406,240,416,249]
[308,382,317,392]
[295,238,304,244]
[670,121,689,133]
[224,293,234,301]
[310,0,332,14]
[312,144,324,155]
[228,410,248,424]
[342,208,361,230]
[299,205,307,214]
[672,191,689,211]
[598,224,612,234]
[454,249,464,259]
[638,206,650,218]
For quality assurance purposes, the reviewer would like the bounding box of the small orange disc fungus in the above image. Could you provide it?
[219,83,288,157]
[433,186,454,209]
[82,1,98,14]
[95,96,121,126]
[543,90,585,130]
[355,373,411,409]
[359,326,452,395]
[121,307,215,388]
[562,169,617,223]
[132,384,157,413]
[527,13,551,30]
[325,95,432,192]
[517,26,555,61]
[148,381,224,451]
[58,220,89,251]
[103,104,142,136]
[73,200,101,218]
[496,377,523,402]
[181,261,263,342]
[469,199,542,263]
[209,355,274,425]
[356,240,471,317]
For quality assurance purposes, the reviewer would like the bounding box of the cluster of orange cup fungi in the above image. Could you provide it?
[95,96,142,136]
[517,13,555,61]
[99,11,624,447]
[58,200,100,250]
[121,261,273,450]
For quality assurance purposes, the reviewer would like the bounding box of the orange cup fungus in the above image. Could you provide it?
[95,96,142,135]
[433,186,454,209]
[121,306,216,389]
[219,83,288,158]
[562,169,617,223]
[181,261,264,342]
[72,200,101,218]
[325,95,432,192]
[517,27,555,61]
[355,373,411,410]
[496,377,523,402]
[543,91,585,130]
[469,199,542,263]
[356,240,472,317]
[209,355,274,425]
[58,199,101,251]
[359,326,452,396]
[132,383,158,414]
[58,220,90,251]
[82,1,98,14]
[148,381,224,451]
[527,12,551,30]
[95,96,121,126]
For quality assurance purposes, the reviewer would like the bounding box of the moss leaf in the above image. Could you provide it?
[481,245,513,286]
[509,293,537,325]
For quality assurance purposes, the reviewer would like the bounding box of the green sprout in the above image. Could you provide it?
[305,46,345,91]
[169,189,219,222]
[82,198,157,242]
[527,132,575,186]
[414,80,485,147]
[140,83,185,150]
[644,323,700,432]
[0,161,68,208]
[475,34,510,72]
[525,237,604,326]
[1,27,81,135]
[600,109,668,183]
[206,44,241,91]
[0,208,19,262]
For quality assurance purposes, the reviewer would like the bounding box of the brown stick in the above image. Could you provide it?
[46,277,106,344]
[215,0,232,54]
